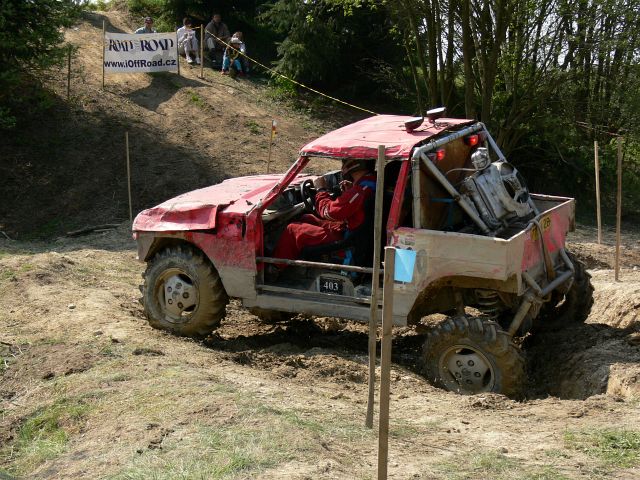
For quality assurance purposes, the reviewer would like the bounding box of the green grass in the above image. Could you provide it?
[564,429,640,468]
[244,120,263,135]
[433,450,572,480]
[110,392,369,479]
[1,398,91,475]
[187,91,206,109]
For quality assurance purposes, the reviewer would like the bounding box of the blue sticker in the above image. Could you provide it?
[394,249,416,282]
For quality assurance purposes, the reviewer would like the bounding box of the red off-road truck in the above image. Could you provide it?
[133,113,593,397]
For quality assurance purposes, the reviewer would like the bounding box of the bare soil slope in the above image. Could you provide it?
[2,8,640,480]
[0,8,351,239]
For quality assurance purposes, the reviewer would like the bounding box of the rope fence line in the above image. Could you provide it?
[204,30,378,116]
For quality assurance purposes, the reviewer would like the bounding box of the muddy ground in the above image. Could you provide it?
[1,6,640,480]
[0,226,639,479]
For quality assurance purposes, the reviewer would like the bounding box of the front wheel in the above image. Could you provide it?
[422,316,525,397]
[142,245,228,338]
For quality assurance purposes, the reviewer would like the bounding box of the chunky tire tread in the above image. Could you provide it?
[540,251,594,328]
[423,315,525,398]
[142,245,228,338]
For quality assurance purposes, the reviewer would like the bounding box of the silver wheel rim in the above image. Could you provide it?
[438,345,495,394]
[155,268,198,324]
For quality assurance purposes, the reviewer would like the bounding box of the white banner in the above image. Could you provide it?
[104,32,178,73]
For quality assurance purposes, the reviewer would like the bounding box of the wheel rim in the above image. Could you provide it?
[438,345,495,394]
[155,268,198,324]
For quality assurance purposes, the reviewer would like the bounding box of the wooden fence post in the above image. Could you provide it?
[594,140,602,244]
[366,145,386,428]
[377,246,396,479]
[615,136,623,281]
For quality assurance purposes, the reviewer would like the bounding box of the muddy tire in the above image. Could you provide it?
[142,245,228,338]
[249,307,294,324]
[541,252,594,327]
[422,316,525,397]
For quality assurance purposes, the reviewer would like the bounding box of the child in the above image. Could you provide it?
[221,36,244,76]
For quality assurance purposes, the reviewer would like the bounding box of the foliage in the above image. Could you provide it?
[0,0,81,128]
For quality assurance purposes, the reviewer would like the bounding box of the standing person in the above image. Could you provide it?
[271,159,376,266]
[204,12,230,68]
[135,16,156,34]
[177,17,200,65]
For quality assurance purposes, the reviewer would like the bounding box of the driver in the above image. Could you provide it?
[271,158,376,266]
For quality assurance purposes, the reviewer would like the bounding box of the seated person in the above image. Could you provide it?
[271,158,376,266]
[177,17,200,65]
[204,12,230,67]
[135,16,156,34]
[221,36,244,75]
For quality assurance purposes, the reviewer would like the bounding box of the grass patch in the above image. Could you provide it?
[187,91,206,109]
[111,392,369,479]
[564,429,640,468]
[244,120,263,135]
[1,398,91,476]
[433,450,572,480]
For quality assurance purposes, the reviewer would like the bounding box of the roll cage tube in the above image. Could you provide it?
[255,155,311,214]
[411,123,487,230]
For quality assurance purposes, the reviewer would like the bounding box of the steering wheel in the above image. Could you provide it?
[300,179,318,216]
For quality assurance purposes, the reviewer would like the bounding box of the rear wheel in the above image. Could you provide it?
[422,316,525,397]
[540,251,594,327]
[143,245,228,338]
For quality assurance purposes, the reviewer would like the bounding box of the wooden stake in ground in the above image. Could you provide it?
[102,21,106,89]
[67,45,72,100]
[594,140,602,244]
[615,136,623,281]
[126,132,133,223]
[200,25,204,79]
[176,32,181,77]
[266,120,277,173]
[377,246,396,480]
[366,145,386,429]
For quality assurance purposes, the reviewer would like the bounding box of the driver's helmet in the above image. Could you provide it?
[341,158,371,181]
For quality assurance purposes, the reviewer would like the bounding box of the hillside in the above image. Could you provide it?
[0,8,354,239]
[1,7,640,480]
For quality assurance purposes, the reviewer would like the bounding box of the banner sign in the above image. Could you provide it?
[104,32,178,73]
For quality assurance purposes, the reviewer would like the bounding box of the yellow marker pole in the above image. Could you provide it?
[102,20,106,89]
[200,25,204,78]
[266,120,276,173]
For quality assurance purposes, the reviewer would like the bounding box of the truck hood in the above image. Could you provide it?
[133,174,311,232]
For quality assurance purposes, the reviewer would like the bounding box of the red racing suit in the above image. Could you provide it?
[272,174,376,262]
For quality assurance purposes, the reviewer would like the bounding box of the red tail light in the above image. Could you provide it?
[465,134,479,147]
[427,149,446,162]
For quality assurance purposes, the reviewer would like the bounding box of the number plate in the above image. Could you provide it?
[531,214,552,240]
[319,276,344,295]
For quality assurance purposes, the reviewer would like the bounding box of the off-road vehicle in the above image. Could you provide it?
[133,112,593,397]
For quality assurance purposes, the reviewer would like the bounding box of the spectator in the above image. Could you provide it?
[230,31,250,75]
[222,36,244,76]
[135,16,156,34]
[204,12,230,68]
[177,17,200,65]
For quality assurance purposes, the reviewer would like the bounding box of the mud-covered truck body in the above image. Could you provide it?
[133,114,593,396]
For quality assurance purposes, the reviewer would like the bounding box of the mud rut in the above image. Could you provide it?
[197,276,639,401]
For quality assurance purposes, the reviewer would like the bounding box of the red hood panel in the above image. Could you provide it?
[133,174,309,232]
